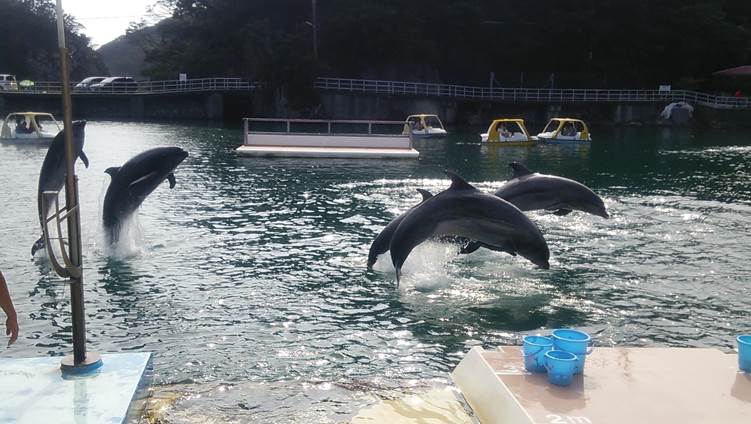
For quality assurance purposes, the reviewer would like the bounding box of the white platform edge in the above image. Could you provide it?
[0,352,153,424]
[451,346,534,424]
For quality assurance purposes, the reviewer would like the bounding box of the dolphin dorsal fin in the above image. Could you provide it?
[509,162,533,179]
[104,167,121,178]
[446,171,476,191]
[416,189,433,201]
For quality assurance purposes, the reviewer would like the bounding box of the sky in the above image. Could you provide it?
[61,0,167,47]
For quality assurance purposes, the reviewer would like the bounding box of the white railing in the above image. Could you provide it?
[243,117,407,136]
[2,78,257,95]
[5,76,750,109]
[314,78,751,109]
[242,118,412,150]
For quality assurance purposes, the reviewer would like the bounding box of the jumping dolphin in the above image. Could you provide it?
[102,147,188,244]
[389,172,550,285]
[495,162,609,218]
[31,121,89,256]
[459,162,609,255]
[367,189,432,269]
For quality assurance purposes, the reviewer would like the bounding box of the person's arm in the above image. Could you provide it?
[0,271,18,346]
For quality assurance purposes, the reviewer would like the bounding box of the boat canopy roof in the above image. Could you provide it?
[485,118,533,142]
[405,114,445,131]
[490,118,527,125]
[547,118,589,126]
[539,117,591,140]
[4,112,58,121]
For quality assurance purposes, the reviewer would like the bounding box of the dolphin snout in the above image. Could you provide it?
[594,206,610,219]
[528,253,550,270]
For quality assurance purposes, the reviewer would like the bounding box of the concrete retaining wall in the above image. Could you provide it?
[3,91,749,127]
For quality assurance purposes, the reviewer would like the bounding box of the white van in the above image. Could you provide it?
[0,74,18,91]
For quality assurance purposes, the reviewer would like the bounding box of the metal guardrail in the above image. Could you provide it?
[1,78,257,95]
[4,76,750,109]
[314,77,751,110]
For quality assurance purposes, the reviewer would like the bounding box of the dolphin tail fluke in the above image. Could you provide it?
[31,236,45,256]
[395,268,401,289]
[167,173,176,189]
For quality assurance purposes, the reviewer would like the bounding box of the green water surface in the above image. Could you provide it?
[1,122,749,422]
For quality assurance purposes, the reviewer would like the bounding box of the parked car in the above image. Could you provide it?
[90,76,138,92]
[0,74,18,91]
[74,76,107,91]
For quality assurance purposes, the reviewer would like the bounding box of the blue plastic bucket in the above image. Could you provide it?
[522,335,554,373]
[544,350,577,386]
[738,335,751,373]
[551,329,592,374]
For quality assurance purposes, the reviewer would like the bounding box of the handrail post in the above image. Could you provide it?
[55,0,101,374]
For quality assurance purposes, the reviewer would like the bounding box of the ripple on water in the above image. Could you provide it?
[1,123,750,421]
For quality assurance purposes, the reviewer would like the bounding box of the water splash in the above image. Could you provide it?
[106,214,144,259]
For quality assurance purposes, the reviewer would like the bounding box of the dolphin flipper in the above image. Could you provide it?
[79,151,90,168]
[483,242,518,256]
[459,241,482,254]
[552,208,573,216]
[167,173,176,189]
[460,240,517,256]
[31,236,45,256]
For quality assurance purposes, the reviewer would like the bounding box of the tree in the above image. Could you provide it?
[0,0,107,80]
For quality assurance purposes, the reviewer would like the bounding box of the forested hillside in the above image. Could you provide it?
[141,0,750,86]
[0,0,106,80]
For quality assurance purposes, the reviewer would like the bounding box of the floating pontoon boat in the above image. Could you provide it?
[481,118,536,146]
[537,118,592,143]
[236,118,419,159]
[0,112,61,144]
[404,114,448,138]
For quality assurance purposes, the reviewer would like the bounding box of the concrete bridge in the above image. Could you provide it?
[2,77,749,124]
